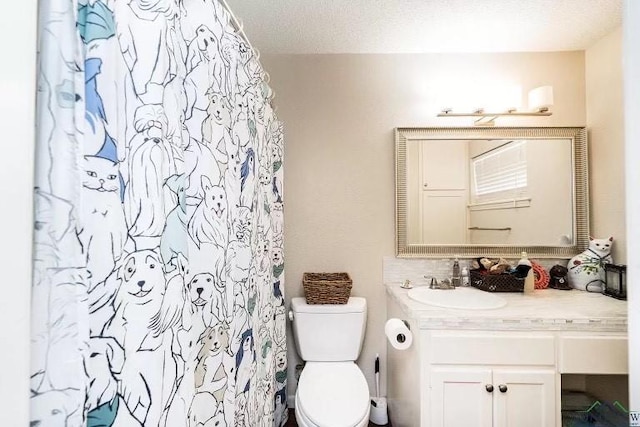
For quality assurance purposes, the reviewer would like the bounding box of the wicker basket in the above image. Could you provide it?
[470,269,525,293]
[303,272,352,304]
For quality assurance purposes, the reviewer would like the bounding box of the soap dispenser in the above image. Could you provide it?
[461,267,470,287]
[518,251,535,293]
[452,256,461,287]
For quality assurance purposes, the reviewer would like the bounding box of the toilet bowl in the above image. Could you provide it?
[290,297,370,427]
[295,362,370,427]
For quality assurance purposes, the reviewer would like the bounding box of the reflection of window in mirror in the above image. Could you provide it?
[466,138,573,246]
[470,140,529,208]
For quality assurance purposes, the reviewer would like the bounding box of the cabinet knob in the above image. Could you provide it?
[485,384,494,393]
[498,384,508,393]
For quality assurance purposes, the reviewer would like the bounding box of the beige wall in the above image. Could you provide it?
[263,51,588,401]
[586,27,626,263]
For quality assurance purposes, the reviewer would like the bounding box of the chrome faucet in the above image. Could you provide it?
[424,275,456,290]
[425,276,438,289]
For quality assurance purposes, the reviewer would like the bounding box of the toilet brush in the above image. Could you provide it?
[371,354,388,425]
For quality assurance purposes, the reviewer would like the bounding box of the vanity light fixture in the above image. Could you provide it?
[438,85,554,127]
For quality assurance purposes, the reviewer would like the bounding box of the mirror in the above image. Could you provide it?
[395,127,588,258]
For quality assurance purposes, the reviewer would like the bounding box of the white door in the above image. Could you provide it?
[492,369,556,427]
[421,140,468,190]
[421,191,468,243]
[419,140,469,243]
[430,367,493,427]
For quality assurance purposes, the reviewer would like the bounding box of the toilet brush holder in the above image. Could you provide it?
[370,397,388,425]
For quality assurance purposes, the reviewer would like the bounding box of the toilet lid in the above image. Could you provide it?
[297,362,370,427]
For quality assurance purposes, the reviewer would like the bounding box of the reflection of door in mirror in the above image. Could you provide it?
[407,138,574,246]
[407,140,468,244]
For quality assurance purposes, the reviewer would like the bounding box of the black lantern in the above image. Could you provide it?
[603,263,627,300]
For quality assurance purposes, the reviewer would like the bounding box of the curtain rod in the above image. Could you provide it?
[218,1,273,88]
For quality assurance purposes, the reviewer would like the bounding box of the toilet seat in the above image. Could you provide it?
[295,362,370,427]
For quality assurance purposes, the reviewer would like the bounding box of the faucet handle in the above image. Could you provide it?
[401,279,413,289]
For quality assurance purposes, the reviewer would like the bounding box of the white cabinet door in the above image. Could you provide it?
[430,368,493,427]
[492,369,556,427]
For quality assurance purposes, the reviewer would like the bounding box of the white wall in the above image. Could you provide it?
[262,51,586,401]
[0,2,37,424]
[624,0,640,415]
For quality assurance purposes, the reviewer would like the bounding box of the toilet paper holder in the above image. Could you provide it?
[386,318,413,351]
[396,320,410,343]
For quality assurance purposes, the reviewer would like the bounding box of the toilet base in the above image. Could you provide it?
[294,392,370,427]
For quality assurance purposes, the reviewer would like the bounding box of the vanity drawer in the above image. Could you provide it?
[429,333,555,366]
[559,335,628,374]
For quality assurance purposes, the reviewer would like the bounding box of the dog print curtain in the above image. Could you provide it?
[31,1,287,426]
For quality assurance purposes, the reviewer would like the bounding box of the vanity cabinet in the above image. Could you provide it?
[430,367,493,427]
[410,331,629,427]
[427,332,556,427]
[385,284,629,427]
[430,368,555,427]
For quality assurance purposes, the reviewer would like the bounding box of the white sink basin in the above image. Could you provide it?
[407,286,507,310]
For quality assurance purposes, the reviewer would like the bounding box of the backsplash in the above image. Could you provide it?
[383,256,469,284]
[383,256,568,285]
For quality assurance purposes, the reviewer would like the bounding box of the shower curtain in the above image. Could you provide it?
[30,1,286,426]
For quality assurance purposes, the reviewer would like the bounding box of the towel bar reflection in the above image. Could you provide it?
[468,227,512,231]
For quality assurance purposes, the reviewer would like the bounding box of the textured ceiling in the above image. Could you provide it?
[224,0,622,54]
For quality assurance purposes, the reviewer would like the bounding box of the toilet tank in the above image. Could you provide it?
[291,297,367,362]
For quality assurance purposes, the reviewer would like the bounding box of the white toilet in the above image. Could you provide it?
[290,297,370,427]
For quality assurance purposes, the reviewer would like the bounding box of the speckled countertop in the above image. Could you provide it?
[386,283,628,332]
